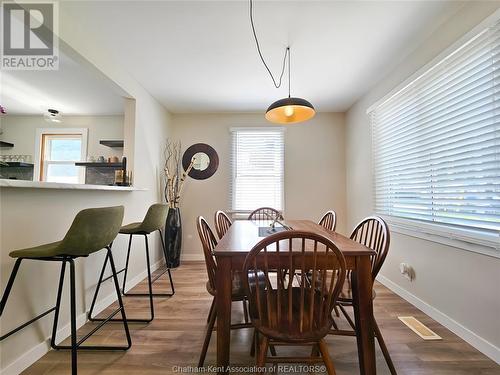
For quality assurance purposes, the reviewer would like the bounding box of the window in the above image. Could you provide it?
[36,129,87,183]
[231,128,284,212]
[370,18,499,248]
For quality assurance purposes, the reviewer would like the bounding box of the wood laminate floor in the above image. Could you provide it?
[23,261,499,374]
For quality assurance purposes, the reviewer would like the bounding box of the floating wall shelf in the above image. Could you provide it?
[0,162,34,167]
[99,140,124,147]
[0,141,14,148]
[75,162,123,168]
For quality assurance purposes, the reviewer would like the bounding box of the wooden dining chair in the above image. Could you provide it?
[331,216,396,375]
[214,210,232,239]
[248,207,283,222]
[196,216,253,366]
[243,230,347,374]
[318,210,337,231]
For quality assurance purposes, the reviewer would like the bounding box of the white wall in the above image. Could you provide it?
[0,6,171,375]
[0,115,124,162]
[171,112,347,260]
[345,1,500,363]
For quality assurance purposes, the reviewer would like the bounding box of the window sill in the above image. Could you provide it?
[0,179,146,191]
[382,216,500,259]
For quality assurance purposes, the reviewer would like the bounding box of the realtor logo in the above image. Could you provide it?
[1,1,59,70]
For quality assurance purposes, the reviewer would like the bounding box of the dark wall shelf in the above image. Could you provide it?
[0,162,34,168]
[0,141,14,148]
[75,162,123,168]
[100,140,124,148]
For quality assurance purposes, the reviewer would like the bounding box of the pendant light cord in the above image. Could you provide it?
[250,0,290,92]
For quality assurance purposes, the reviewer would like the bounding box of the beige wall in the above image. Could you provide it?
[0,115,124,162]
[0,6,171,375]
[171,112,347,260]
[345,2,500,362]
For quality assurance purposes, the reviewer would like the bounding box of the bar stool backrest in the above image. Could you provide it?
[141,204,169,233]
[60,206,124,257]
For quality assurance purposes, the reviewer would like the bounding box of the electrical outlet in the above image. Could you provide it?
[399,262,414,281]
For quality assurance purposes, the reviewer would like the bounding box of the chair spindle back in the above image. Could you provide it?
[318,210,337,231]
[243,230,346,341]
[196,216,218,292]
[350,216,390,280]
[214,210,232,239]
[248,207,283,222]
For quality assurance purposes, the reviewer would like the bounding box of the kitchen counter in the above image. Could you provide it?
[0,179,146,191]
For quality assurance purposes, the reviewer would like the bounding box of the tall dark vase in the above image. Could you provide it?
[164,207,182,268]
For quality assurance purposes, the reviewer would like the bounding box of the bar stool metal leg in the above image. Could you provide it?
[0,258,22,317]
[121,234,133,293]
[50,260,67,349]
[122,231,175,297]
[1,258,59,342]
[55,250,132,350]
[69,259,78,375]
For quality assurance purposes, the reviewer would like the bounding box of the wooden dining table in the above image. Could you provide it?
[213,219,377,374]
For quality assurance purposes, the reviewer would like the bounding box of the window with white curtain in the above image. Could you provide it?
[230,128,284,212]
[370,18,499,248]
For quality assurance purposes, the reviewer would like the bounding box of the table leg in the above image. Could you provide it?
[352,256,376,375]
[216,256,232,373]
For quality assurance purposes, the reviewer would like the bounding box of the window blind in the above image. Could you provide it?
[370,19,500,239]
[231,128,284,211]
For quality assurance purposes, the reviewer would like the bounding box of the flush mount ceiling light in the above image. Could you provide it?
[44,108,62,123]
[250,0,315,124]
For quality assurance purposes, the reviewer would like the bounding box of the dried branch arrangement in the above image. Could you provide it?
[163,140,194,208]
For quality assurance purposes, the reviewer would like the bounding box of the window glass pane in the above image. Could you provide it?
[46,164,79,183]
[48,138,82,161]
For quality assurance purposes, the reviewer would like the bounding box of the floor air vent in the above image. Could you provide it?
[398,316,442,340]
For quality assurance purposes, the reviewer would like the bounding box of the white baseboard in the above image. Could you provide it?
[0,259,164,375]
[377,274,500,365]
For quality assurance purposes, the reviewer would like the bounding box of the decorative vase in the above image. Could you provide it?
[164,207,182,268]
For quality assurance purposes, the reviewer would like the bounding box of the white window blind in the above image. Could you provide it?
[231,128,284,211]
[370,19,500,243]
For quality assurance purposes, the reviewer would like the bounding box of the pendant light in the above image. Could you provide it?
[250,0,315,124]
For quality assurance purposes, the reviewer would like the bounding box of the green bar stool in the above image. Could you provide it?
[88,203,174,323]
[0,206,131,375]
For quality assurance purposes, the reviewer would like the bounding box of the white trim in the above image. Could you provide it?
[383,216,500,259]
[0,259,163,375]
[377,274,500,365]
[366,8,500,113]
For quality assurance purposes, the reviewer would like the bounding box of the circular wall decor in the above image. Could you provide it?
[182,143,219,180]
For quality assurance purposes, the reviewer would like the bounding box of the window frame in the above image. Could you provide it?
[367,10,500,257]
[34,128,88,183]
[229,127,285,215]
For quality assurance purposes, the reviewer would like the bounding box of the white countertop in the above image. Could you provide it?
[0,179,147,191]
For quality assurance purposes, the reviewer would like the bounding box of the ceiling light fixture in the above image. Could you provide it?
[44,108,62,123]
[250,0,315,124]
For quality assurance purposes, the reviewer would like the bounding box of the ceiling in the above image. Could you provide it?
[62,1,465,113]
[0,50,126,116]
